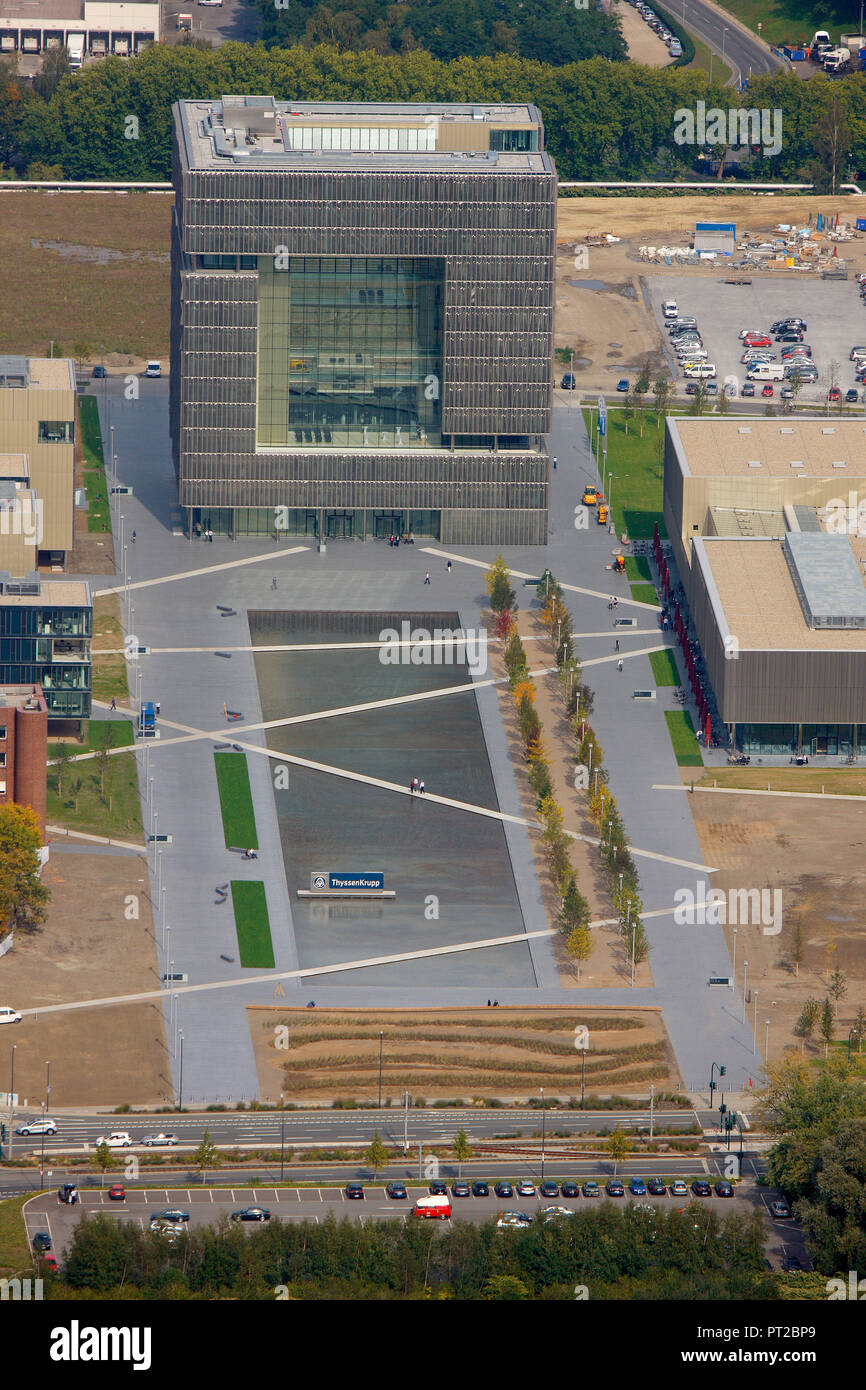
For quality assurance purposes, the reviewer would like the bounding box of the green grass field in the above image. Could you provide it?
[664,710,704,767]
[625,556,652,582]
[650,649,681,686]
[78,394,111,534]
[0,1195,35,1277]
[231,881,275,968]
[215,752,259,849]
[688,34,733,83]
[707,0,851,49]
[629,584,660,606]
[47,720,143,839]
[584,408,669,540]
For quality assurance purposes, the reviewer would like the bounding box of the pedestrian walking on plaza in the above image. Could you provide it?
[553,455,558,470]
[271,576,278,590]
[155,701,161,715]
[446,560,452,575]
[615,639,620,652]
[110,696,117,711]
[617,659,623,672]
[419,780,425,795]
[131,530,136,544]
[424,571,430,585]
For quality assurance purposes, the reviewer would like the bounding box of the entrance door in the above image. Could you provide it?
[327,511,353,539]
[304,511,319,537]
[374,512,403,539]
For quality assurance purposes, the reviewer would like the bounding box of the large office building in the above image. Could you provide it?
[170,97,556,545]
[0,357,76,569]
[664,416,866,755]
[0,576,92,726]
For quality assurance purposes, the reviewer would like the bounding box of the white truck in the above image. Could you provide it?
[66,33,85,68]
[823,46,851,71]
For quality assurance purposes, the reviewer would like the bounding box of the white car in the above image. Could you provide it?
[0,1006,21,1025]
[144,360,161,377]
[142,1133,178,1147]
[17,1118,57,1136]
[96,1132,132,1149]
[684,363,716,379]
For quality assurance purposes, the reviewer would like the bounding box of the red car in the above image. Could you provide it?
[108,1184,126,1201]
[762,384,774,397]
[828,386,841,402]
[744,332,771,347]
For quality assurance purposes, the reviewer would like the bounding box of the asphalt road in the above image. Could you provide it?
[676,0,783,85]
[162,0,260,45]
[6,1106,704,1157]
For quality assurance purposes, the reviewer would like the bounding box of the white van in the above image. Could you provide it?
[684,363,716,379]
[663,299,678,318]
[747,362,786,381]
[145,360,162,377]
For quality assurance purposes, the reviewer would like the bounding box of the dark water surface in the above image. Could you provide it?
[251,611,535,988]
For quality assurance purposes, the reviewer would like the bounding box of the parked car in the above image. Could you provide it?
[152,1208,189,1223]
[58,1184,78,1205]
[428,1179,448,1196]
[628,1177,647,1196]
[472,1180,490,1197]
[706,383,718,396]
[770,1199,792,1218]
[762,384,775,397]
[670,1179,688,1197]
[92,364,107,378]
[497,1211,532,1229]
[17,1118,57,1136]
[647,1178,667,1196]
[776,331,804,343]
[828,386,842,402]
[149,1219,184,1240]
[516,1180,536,1197]
[691,1180,712,1197]
[606,1179,625,1197]
[780,385,795,399]
[560,1180,580,1198]
[743,332,771,347]
[232,1207,271,1221]
[40,1252,58,1270]
[715,1181,734,1197]
[846,388,860,403]
[344,1182,364,1199]
[0,1007,22,1026]
[782,1255,803,1272]
[541,1205,573,1221]
[144,360,162,377]
[494,1180,514,1199]
[451,1181,471,1197]
[539,1181,560,1198]
[684,382,696,395]
[561,373,576,390]
[582,1181,600,1197]
[616,378,629,392]
[741,382,755,397]
[142,1133,178,1147]
[108,1184,126,1201]
[385,1181,407,1200]
[32,1232,52,1251]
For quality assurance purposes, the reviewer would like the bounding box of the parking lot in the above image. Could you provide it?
[22,1181,812,1270]
[646,274,866,404]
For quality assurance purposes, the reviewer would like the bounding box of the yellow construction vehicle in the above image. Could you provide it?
[597,503,608,525]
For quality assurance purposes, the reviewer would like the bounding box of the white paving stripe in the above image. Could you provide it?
[653,782,866,803]
[421,547,662,612]
[581,644,670,668]
[98,545,310,596]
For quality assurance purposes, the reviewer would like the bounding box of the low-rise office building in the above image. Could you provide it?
[0,1,159,57]
[170,96,556,545]
[0,575,92,726]
[664,416,866,755]
[0,357,75,568]
[0,685,48,834]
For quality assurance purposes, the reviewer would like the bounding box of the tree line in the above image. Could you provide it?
[0,44,864,187]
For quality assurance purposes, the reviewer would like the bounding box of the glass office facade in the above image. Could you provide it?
[257,257,443,451]
[0,601,91,719]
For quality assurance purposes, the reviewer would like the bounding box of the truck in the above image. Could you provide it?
[412,1194,451,1220]
[177,13,193,30]
[113,37,129,56]
[138,701,156,738]
[823,46,851,71]
[66,33,84,68]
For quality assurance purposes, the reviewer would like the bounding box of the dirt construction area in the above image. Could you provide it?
[555,194,866,397]
[687,780,866,1068]
[249,1006,680,1104]
[0,850,166,1108]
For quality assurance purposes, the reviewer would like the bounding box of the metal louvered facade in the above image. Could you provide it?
[169,100,556,545]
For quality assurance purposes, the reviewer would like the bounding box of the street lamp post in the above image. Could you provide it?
[377,1032,384,1109]
[280,1090,285,1181]
[178,1033,184,1112]
[752,990,759,1054]
[8,1044,15,1161]
[742,960,749,1024]
[764,1018,770,1065]
[722,26,729,64]
[581,1044,586,1110]
[540,1088,545,1182]
[731,926,737,981]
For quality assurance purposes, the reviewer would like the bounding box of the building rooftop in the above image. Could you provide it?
[671,417,866,478]
[0,357,74,392]
[0,455,28,479]
[176,98,553,175]
[0,685,46,712]
[0,1,158,21]
[696,537,866,650]
[784,531,866,627]
[0,577,90,606]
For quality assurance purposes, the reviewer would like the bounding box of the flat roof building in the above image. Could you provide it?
[664,416,866,756]
[0,1,159,56]
[0,685,48,834]
[0,575,91,727]
[170,97,556,545]
[0,357,75,567]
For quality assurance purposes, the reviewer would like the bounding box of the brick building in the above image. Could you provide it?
[0,685,48,834]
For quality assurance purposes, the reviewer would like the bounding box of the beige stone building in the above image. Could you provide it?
[0,356,75,567]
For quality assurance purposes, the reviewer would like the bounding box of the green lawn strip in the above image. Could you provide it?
[705,0,849,49]
[664,710,704,767]
[649,649,681,686]
[214,752,258,848]
[0,1194,36,1276]
[625,556,652,582]
[231,881,275,968]
[687,34,733,83]
[78,395,111,533]
[582,407,670,539]
[629,583,660,606]
[47,719,143,838]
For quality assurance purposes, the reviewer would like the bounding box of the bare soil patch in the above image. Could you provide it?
[248,1006,678,1104]
[609,0,675,65]
[0,851,166,1109]
[687,777,866,1067]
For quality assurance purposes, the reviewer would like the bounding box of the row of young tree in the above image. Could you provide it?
[0,43,863,188]
[58,1202,771,1298]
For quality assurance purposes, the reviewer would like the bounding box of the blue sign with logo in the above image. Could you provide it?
[311,872,384,891]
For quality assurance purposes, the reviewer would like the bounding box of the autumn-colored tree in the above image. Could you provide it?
[566,924,594,979]
[0,803,50,935]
